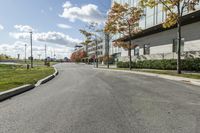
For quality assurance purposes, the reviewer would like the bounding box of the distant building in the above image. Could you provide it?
[64,57,70,62]
[87,43,104,59]
[46,57,51,62]
[74,45,83,51]
[75,33,107,63]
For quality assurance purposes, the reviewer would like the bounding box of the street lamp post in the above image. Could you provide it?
[45,44,47,59]
[44,44,47,65]
[25,44,27,63]
[30,31,33,68]
[54,49,56,59]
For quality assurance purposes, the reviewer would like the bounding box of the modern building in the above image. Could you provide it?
[111,0,200,61]
[87,43,104,59]
[73,33,107,63]
[74,45,83,51]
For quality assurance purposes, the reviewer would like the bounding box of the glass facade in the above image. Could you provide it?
[112,0,136,6]
[111,0,199,29]
[112,0,166,29]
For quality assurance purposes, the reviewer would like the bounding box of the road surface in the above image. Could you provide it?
[1,63,200,133]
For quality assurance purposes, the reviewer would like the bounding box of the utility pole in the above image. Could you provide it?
[45,44,47,59]
[24,44,27,63]
[30,31,33,68]
[54,49,56,59]
[17,54,20,60]
[51,51,53,59]
[44,44,47,65]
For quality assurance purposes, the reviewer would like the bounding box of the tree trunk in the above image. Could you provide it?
[86,45,88,55]
[177,19,182,74]
[95,39,98,68]
[106,33,110,69]
[86,45,89,64]
[107,55,110,69]
[129,40,132,70]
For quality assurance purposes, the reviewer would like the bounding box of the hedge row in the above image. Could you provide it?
[117,59,200,71]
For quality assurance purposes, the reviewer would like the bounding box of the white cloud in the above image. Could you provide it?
[34,32,80,47]
[63,1,72,8]
[14,25,35,32]
[0,41,26,56]
[57,24,72,29]
[0,24,4,30]
[9,32,30,39]
[10,31,80,47]
[0,41,74,59]
[60,1,105,24]
[7,24,79,58]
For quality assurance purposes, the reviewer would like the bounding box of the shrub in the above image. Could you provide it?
[117,61,136,68]
[102,56,115,64]
[117,58,200,71]
[116,61,131,68]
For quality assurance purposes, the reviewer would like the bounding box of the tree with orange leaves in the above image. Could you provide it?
[104,2,143,70]
[70,50,87,63]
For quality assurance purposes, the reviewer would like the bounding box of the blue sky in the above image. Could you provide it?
[0,0,111,59]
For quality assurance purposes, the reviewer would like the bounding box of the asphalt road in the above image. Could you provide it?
[1,63,200,133]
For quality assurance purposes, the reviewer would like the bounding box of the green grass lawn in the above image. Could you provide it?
[113,68,200,80]
[16,60,58,66]
[0,64,55,92]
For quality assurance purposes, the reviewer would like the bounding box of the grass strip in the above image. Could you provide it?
[0,64,54,92]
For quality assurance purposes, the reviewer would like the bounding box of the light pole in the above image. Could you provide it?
[45,44,47,59]
[51,50,53,61]
[30,31,33,68]
[17,54,20,60]
[24,44,27,63]
[44,44,47,65]
[54,49,56,59]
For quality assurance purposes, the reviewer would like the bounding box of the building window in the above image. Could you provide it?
[172,38,184,53]
[146,7,154,28]
[134,46,140,56]
[144,44,150,55]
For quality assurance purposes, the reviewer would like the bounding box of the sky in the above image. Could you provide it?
[0,0,111,59]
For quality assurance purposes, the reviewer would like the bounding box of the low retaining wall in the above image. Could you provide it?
[0,84,35,102]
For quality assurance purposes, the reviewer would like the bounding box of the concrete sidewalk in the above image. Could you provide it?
[98,64,117,69]
[95,68,200,87]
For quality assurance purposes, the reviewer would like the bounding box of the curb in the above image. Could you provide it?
[53,66,59,76]
[35,66,58,86]
[0,84,35,102]
[35,75,55,86]
[0,67,59,102]
[95,68,200,87]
